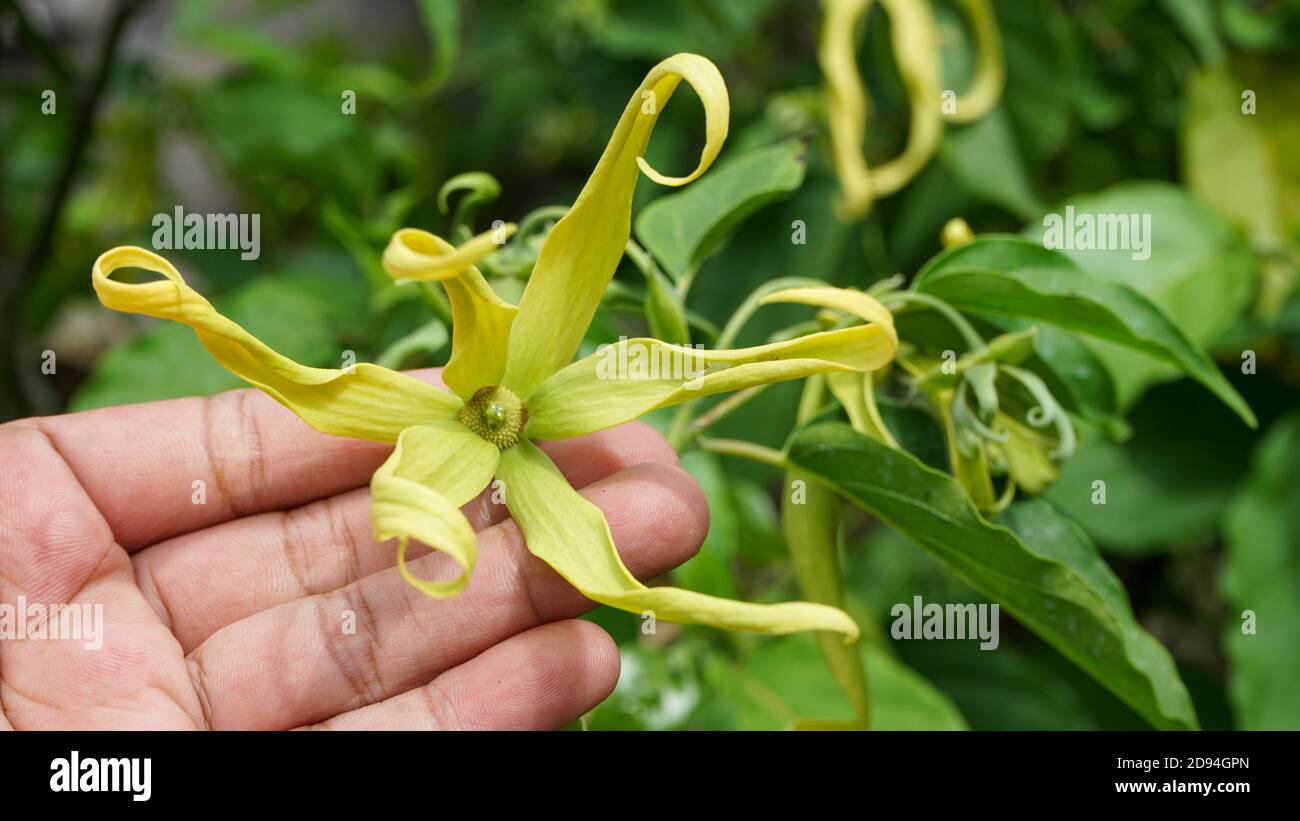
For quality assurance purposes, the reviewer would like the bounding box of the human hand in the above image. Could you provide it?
[0,372,706,729]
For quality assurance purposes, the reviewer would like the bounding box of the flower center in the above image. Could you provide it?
[459,386,527,449]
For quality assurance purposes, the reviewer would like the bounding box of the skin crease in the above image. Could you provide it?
[0,369,708,730]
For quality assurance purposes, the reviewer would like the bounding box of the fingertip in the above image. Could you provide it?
[453,620,620,730]
[598,461,708,572]
[567,619,622,707]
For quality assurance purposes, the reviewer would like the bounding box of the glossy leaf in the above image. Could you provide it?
[635,138,807,281]
[1023,183,1257,409]
[913,235,1255,427]
[1046,380,1255,554]
[786,421,1199,729]
[703,634,967,730]
[1222,412,1300,729]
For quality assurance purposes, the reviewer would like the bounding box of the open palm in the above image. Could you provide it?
[0,371,705,730]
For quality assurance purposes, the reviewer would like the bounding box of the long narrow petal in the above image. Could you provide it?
[828,370,900,448]
[819,0,875,218]
[382,229,519,399]
[872,0,943,197]
[946,0,1005,124]
[526,287,897,440]
[93,246,459,442]
[819,0,944,213]
[499,440,858,640]
[371,420,499,598]
[501,53,729,398]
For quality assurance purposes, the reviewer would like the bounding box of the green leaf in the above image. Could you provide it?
[183,26,310,81]
[1022,183,1257,409]
[1221,412,1300,729]
[876,396,948,471]
[994,0,1076,162]
[1021,324,1121,427]
[731,479,787,563]
[896,639,1102,729]
[940,107,1045,220]
[1046,381,1255,554]
[635,139,807,281]
[197,79,357,163]
[623,240,690,345]
[929,1,1041,219]
[786,421,1199,730]
[913,235,1256,427]
[374,319,448,371]
[702,634,967,730]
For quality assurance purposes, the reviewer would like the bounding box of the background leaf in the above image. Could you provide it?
[701,635,968,730]
[787,421,1199,729]
[913,235,1256,426]
[1221,411,1300,729]
[635,138,807,281]
[1023,184,1258,409]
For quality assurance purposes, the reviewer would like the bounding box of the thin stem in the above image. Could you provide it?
[623,238,655,278]
[669,275,824,449]
[690,384,769,432]
[3,0,152,416]
[717,276,826,350]
[374,320,448,371]
[882,289,986,351]
[18,0,148,279]
[675,263,699,300]
[696,437,788,470]
[4,0,74,81]
[667,401,695,452]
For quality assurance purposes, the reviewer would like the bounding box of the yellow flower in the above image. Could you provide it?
[92,54,897,642]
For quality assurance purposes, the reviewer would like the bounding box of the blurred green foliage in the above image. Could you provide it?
[3,0,1299,730]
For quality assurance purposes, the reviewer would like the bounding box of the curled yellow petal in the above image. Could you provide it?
[383,230,520,400]
[872,0,943,197]
[499,440,859,641]
[501,53,730,398]
[819,0,875,218]
[819,0,947,214]
[945,0,1005,124]
[371,420,499,598]
[526,287,896,440]
[92,246,459,442]
[381,224,517,283]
